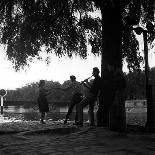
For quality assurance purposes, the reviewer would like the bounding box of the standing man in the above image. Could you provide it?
[76,67,101,126]
[61,75,83,124]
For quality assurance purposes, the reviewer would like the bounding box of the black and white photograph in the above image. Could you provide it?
[0,0,154,154]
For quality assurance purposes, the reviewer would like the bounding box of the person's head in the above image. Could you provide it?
[38,80,45,88]
[70,75,76,82]
[92,67,100,77]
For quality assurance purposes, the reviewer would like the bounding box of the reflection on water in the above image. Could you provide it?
[3,106,35,113]
[0,105,147,125]
[0,105,91,123]
[3,105,90,113]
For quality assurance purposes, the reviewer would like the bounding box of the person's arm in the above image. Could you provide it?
[39,88,51,96]
[45,88,53,91]
[45,91,52,96]
[46,86,70,91]
[58,85,72,91]
[83,83,91,90]
[82,80,91,90]
[44,87,65,96]
[43,88,52,95]
[60,87,70,91]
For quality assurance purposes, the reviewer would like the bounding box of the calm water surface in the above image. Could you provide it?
[0,105,147,125]
[1,105,93,122]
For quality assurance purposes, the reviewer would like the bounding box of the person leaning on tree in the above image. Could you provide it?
[76,67,101,127]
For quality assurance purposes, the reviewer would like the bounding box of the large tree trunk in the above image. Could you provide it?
[96,2,123,127]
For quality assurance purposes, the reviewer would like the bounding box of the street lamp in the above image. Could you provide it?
[133,22,155,130]
[0,89,7,115]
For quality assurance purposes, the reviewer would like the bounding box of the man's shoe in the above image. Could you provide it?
[64,119,67,124]
[40,121,46,124]
[73,121,77,125]
[74,121,83,127]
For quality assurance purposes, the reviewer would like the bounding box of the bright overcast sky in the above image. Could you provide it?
[0,45,101,90]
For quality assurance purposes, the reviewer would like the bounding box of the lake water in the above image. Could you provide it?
[0,105,147,125]
[0,105,95,123]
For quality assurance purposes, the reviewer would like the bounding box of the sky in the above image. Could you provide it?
[0,45,101,90]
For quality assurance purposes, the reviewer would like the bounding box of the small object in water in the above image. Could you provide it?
[64,119,67,124]
[74,121,83,127]
[40,121,46,124]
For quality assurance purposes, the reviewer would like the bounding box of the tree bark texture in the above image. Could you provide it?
[96,2,124,127]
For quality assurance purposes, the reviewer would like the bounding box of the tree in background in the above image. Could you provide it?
[6,82,39,101]
[0,0,154,125]
[125,71,145,99]
[6,80,72,103]
[125,67,155,100]
[5,70,147,103]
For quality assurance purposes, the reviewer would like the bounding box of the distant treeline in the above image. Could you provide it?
[5,80,74,106]
[4,68,155,106]
[126,67,155,100]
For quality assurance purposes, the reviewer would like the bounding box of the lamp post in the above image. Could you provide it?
[0,89,7,115]
[133,22,155,130]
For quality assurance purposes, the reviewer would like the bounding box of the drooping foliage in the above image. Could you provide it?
[0,0,154,70]
[122,0,154,71]
[0,0,101,70]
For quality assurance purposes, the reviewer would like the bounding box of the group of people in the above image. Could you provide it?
[37,66,127,132]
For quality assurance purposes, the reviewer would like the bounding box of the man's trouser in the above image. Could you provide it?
[65,93,83,122]
[77,93,96,124]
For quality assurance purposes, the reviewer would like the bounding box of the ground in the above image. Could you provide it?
[0,121,155,155]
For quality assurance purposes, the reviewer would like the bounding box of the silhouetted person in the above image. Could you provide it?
[37,80,51,124]
[60,75,83,124]
[76,67,101,126]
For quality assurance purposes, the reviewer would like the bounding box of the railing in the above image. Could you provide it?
[3,100,71,107]
[3,100,147,108]
[125,100,147,108]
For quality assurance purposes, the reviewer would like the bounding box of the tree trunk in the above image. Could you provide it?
[96,3,123,127]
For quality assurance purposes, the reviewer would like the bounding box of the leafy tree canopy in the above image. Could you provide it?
[0,0,154,70]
